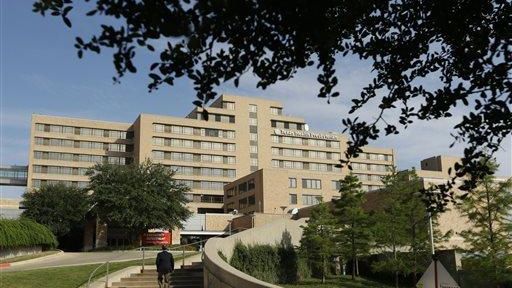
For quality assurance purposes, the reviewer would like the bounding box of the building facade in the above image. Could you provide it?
[28,94,395,214]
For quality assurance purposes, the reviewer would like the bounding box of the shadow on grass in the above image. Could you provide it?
[282,275,392,288]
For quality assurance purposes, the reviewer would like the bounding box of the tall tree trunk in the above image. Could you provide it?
[393,239,398,288]
[485,184,499,288]
[351,220,356,280]
[412,223,418,286]
[322,255,326,284]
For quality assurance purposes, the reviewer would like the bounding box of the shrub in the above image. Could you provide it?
[0,219,57,248]
[229,241,298,284]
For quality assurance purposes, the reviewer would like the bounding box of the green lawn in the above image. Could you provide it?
[0,250,60,264]
[282,275,392,288]
[0,253,197,288]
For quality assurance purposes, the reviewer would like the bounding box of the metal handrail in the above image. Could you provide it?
[85,238,211,288]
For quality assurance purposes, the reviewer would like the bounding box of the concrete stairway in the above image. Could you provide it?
[111,262,203,288]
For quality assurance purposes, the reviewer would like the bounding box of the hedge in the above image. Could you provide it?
[0,218,57,248]
[229,241,302,284]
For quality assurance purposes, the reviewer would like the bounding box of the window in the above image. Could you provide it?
[271,148,279,155]
[250,146,258,153]
[153,138,164,146]
[331,141,340,148]
[239,182,248,193]
[227,131,236,139]
[272,160,279,167]
[249,118,258,125]
[36,124,45,131]
[270,107,282,115]
[223,101,235,110]
[248,195,255,206]
[250,158,258,166]
[249,104,257,113]
[248,179,255,190]
[331,180,341,190]
[212,142,223,151]
[289,194,297,204]
[249,133,258,141]
[271,135,279,143]
[302,179,322,189]
[289,178,297,188]
[152,151,164,159]
[302,194,322,206]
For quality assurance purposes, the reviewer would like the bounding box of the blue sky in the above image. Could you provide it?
[1,1,510,198]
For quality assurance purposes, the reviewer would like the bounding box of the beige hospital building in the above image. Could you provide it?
[27,94,395,215]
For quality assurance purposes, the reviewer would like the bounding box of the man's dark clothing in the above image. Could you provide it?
[156,250,174,286]
[156,250,174,273]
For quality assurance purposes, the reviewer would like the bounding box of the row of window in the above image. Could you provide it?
[152,137,236,151]
[271,120,304,130]
[35,124,131,139]
[185,193,224,203]
[354,173,384,182]
[153,124,236,139]
[168,165,236,178]
[271,160,341,172]
[176,180,227,190]
[225,179,256,198]
[272,135,341,148]
[152,151,236,164]
[290,194,323,205]
[33,165,89,176]
[34,151,129,165]
[289,178,343,191]
[355,153,393,162]
[237,195,256,209]
[196,113,235,123]
[272,148,341,160]
[351,163,391,172]
[32,179,88,188]
[34,137,130,152]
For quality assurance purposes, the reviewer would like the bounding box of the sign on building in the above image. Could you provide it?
[141,229,171,245]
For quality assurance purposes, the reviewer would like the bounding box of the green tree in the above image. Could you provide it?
[371,169,433,287]
[458,162,512,288]
[334,175,372,280]
[33,1,512,204]
[21,183,89,238]
[299,202,337,284]
[87,160,191,242]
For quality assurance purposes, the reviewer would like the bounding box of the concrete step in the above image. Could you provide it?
[122,276,203,281]
[111,263,203,288]
[112,281,202,287]
[112,283,203,288]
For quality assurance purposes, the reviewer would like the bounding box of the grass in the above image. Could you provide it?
[0,253,198,288]
[0,250,60,264]
[282,275,393,288]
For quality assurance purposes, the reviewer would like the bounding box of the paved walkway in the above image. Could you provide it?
[2,250,195,272]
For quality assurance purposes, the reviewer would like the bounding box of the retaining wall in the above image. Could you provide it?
[203,217,306,288]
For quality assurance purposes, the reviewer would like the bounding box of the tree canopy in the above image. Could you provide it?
[334,174,373,280]
[32,0,512,210]
[86,160,191,237]
[458,162,512,287]
[21,183,90,238]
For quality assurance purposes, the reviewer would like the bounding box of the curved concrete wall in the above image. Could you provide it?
[203,217,307,288]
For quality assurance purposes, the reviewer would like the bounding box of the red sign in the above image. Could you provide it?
[141,230,171,245]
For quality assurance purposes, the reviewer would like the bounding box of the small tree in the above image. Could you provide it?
[334,175,372,280]
[87,159,191,242]
[21,183,89,238]
[371,169,433,287]
[299,202,337,284]
[458,162,512,288]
